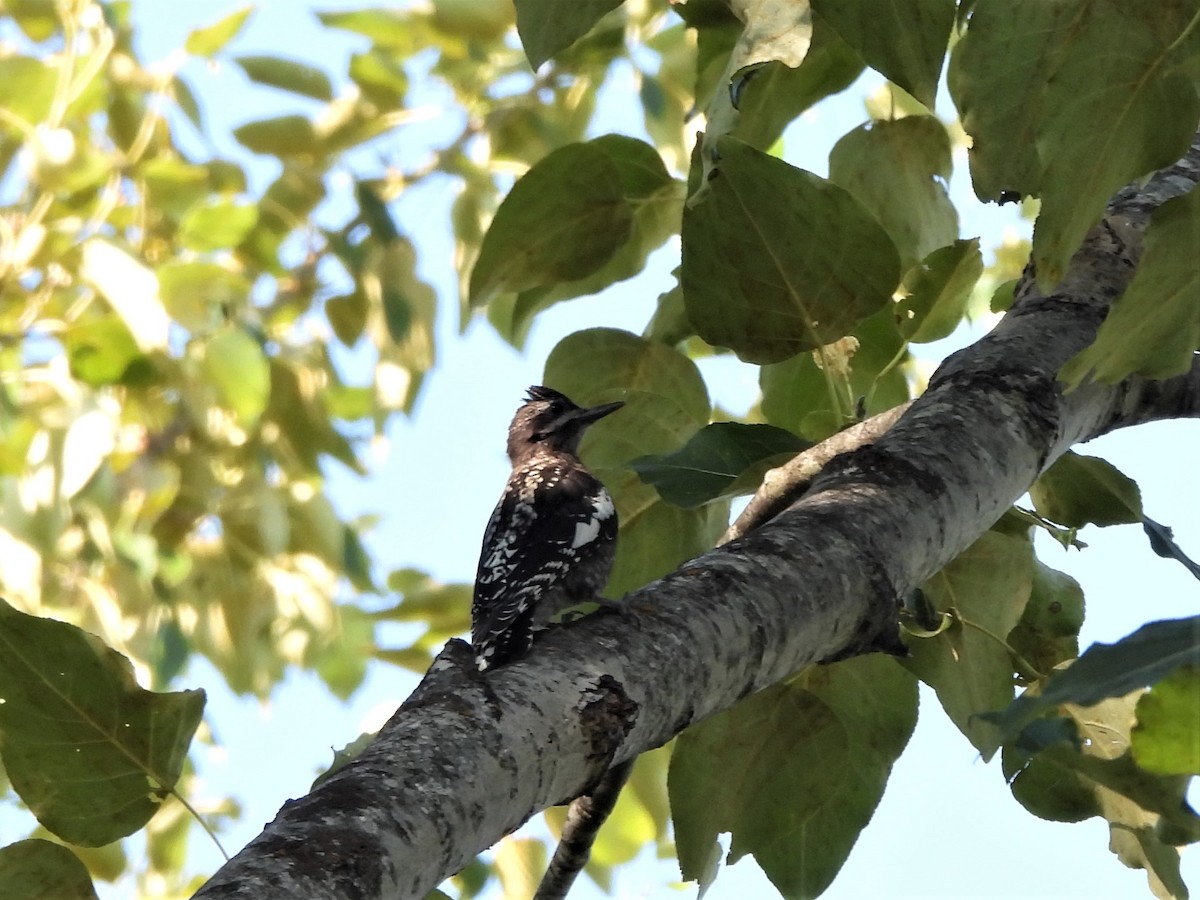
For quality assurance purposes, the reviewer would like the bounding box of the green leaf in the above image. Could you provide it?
[811,0,956,109]
[1060,189,1200,388]
[829,116,958,272]
[514,0,624,69]
[266,358,363,474]
[316,8,417,51]
[1132,666,1200,776]
[158,261,250,333]
[981,616,1200,759]
[897,239,984,343]
[6,0,59,42]
[671,657,918,898]
[902,530,1034,750]
[65,315,143,386]
[234,55,334,102]
[0,840,98,900]
[630,422,807,508]
[729,15,866,151]
[326,292,368,346]
[0,56,58,126]
[1002,735,1100,824]
[504,136,682,339]
[1002,692,1197,898]
[1030,451,1143,528]
[185,5,253,56]
[179,198,259,252]
[234,115,318,158]
[0,599,205,846]
[949,0,1200,285]
[469,142,634,308]
[172,75,204,131]
[349,50,409,108]
[140,157,211,221]
[200,327,271,428]
[80,239,168,352]
[682,136,900,363]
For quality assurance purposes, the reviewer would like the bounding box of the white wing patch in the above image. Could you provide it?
[571,490,615,549]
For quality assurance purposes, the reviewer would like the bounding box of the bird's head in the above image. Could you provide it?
[506,385,624,462]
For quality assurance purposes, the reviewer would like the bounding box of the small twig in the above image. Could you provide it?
[721,402,913,545]
[533,760,635,900]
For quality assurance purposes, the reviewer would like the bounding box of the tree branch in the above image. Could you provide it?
[193,136,1200,900]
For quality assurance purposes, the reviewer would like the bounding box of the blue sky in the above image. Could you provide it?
[20,2,1199,898]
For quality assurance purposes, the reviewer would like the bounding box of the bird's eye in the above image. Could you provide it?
[547,401,564,416]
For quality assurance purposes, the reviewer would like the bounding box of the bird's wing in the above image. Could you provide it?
[470,461,613,668]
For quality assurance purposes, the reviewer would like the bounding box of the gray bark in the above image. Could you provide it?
[192,138,1200,900]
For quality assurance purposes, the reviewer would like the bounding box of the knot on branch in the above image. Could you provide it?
[577,674,638,766]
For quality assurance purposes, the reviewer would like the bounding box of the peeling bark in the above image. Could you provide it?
[193,138,1200,900]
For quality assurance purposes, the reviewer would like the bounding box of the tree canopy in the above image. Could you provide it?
[0,2,1198,899]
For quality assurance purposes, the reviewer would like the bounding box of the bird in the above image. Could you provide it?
[471,385,624,671]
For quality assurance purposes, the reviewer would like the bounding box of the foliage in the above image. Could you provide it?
[0,1,1197,899]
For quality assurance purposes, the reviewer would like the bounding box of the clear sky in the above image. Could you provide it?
[51,2,1200,898]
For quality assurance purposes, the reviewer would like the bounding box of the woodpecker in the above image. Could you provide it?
[471,385,624,671]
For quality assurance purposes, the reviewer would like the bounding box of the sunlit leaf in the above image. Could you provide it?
[234,55,334,101]
[158,261,250,333]
[0,56,59,126]
[185,5,253,56]
[348,50,409,108]
[200,327,271,428]
[179,198,259,251]
[80,239,168,352]
[1132,666,1200,776]
[1002,692,1197,898]
[65,315,143,386]
[316,8,417,51]
[234,115,318,157]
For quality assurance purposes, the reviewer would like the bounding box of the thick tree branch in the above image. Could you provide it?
[193,137,1200,900]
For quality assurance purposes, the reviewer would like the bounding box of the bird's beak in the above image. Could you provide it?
[564,399,624,429]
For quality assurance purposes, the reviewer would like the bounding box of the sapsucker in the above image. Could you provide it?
[471,385,624,671]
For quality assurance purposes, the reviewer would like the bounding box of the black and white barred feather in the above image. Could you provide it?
[471,386,622,671]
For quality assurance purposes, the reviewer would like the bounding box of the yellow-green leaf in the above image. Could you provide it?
[201,327,271,428]
[185,6,253,57]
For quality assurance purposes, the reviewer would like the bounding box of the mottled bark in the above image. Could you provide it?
[193,138,1200,900]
